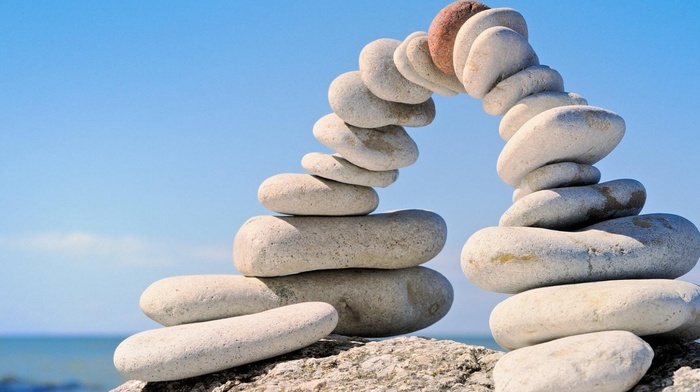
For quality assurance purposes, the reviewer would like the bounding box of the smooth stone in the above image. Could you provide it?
[235,209,447,277]
[313,113,419,171]
[461,213,700,294]
[513,162,600,202]
[301,152,398,188]
[453,8,528,84]
[359,38,433,104]
[497,105,625,187]
[483,65,564,116]
[139,267,453,337]
[257,173,378,216]
[493,331,653,392]
[490,279,700,350]
[394,32,458,96]
[406,35,466,93]
[500,91,588,141]
[500,179,646,230]
[114,302,338,382]
[427,0,490,75]
[328,71,436,128]
[462,26,538,99]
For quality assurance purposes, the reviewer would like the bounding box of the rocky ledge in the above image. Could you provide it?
[112,335,700,392]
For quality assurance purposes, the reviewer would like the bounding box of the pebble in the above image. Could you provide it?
[482,65,564,116]
[499,91,588,141]
[462,26,538,99]
[114,302,338,382]
[328,71,436,128]
[493,331,653,392]
[406,35,466,93]
[497,105,625,187]
[301,152,398,188]
[235,209,447,277]
[500,179,646,230]
[461,213,700,293]
[394,32,458,97]
[359,38,433,104]
[139,267,453,337]
[513,162,600,202]
[491,279,700,350]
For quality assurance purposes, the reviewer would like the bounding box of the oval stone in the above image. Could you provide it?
[482,65,564,116]
[394,32,458,96]
[491,279,700,350]
[513,162,600,202]
[499,91,588,141]
[258,173,378,216]
[462,214,700,293]
[140,267,453,337]
[406,35,465,94]
[493,331,653,392]
[313,113,419,171]
[114,302,338,382]
[497,105,626,186]
[301,152,398,188]
[235,209,447,277]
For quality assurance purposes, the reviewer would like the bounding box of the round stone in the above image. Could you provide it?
[301,152,398,188]
[513,162,600,202]
[482,65,564,116]
[405,35,465,94]
[500,91,588,141]
[394,31,458,96]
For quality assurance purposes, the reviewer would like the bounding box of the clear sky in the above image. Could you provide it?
[1,1,699,337]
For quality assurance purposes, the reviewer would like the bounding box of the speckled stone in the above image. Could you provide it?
[462,214,700,294]
[483,65,564,116]
[406,35,465,94]
[394,32,458,96]
[328,71,436,128]
[513,162,600,202]
[257,173,378,216]
[114,302,338,382]
[234,209,447,277]
[500,91,588,141]
[301,152,398,188]
[313,113,418,171]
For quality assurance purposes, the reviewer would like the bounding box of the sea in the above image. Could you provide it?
[0,335,500,392]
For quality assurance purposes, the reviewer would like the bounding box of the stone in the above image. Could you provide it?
[500,91,588,141]
[313,113,419,171]
[493,331,653,392]
[500,179,646,230]
[113,302,338,382]
[406,35,466,93]
[394,32,458,96]
[461,214,700,294]
[258,173,378,216]
[482,65,564,116]
[359,38,432,104]
[513,162,600,202]
[462,26,538,99]
[140,267,453,337]
[453,8,528,83]
[427,1,490,76]
[490,279,700,350]
[301,152,398,188]
[234,209,447,277]
[497,105,626,186]
[328,71,436,128]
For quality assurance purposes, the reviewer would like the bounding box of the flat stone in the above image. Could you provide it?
[328,71,436,128]
[235,209,447,277]
[453,8,528,84]
[140,267,453,337]
[483,65,564,116]
[493,331,653,392]
[359,38,432,104]
[394,32,458,96]
[406,35,466,93]
[257,173,378,216]
[313,113,419,171]
[497,105,625,187]
[500,179,646,230]
[462,26,538,99]
[461,213,700,293]
[114,302,338,382]
[491,279,700,350]
[513,162,600,202]
[427,1,490,76]
[301,152,398,188]
[500,91,588,141]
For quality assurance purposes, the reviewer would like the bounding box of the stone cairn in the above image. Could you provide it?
[114,1,700,390]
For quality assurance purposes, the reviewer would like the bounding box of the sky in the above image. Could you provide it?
[1,1,699,338]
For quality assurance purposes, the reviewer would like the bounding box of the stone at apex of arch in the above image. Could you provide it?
[483,64,564,116]
[394,31,458,97]
[405,35,465,94]
[512,162,601,202]
[301,152,399,188]
[500,91,588,142]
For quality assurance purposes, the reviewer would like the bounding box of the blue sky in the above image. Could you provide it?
[1,1,699,337]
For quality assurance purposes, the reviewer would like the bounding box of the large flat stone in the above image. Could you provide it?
[512,162,600,202]
[301,152,398,188]
[499,91,588,141]
[483,65,564,116]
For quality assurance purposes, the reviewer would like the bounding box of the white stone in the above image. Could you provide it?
[462,26,538,99]
[462,214,700,294]
[513,162,600,202]
[493,331,653,392]
[500,91,588,141]
[497,105,625,187]
[313,113,419,171]
[328,71,436,128]
[235,209,447,277]
[394,31,457,96]
[301,152,398,188]
[114,302,338,382]
[483,65,564,116]
[257,173,378,216]
[359,38,432,104]
[405,35,465,94]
